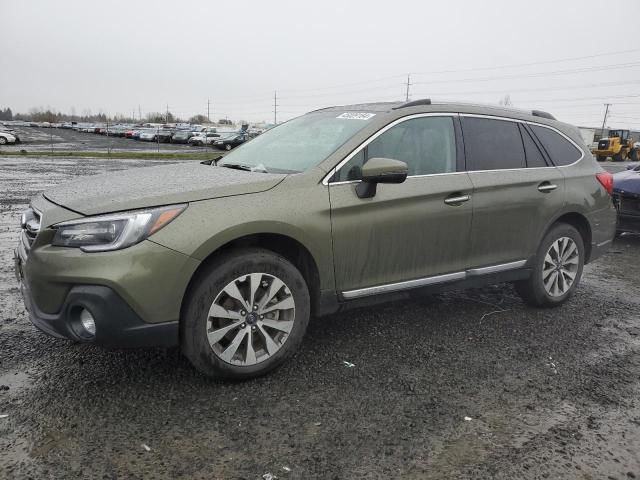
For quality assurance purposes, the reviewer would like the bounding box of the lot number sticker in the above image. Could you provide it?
[336,112,376,120]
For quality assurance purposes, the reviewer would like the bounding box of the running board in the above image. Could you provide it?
[341,260,527,299]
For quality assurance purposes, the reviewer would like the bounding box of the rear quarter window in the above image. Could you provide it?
[530,125,582,166]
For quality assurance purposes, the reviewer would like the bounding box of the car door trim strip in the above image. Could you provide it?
[341,259,527,299]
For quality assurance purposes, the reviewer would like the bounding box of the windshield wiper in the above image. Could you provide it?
[219,163,268,173]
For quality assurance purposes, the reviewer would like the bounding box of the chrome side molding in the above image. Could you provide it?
[341,259,527,299]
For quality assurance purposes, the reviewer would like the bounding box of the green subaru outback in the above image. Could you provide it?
[15,100,616,379]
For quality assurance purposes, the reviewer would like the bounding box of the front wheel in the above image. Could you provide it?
[0,137,7,145]
[596,155,607,162]
[181,248,310,380]
[515,223,584,308]
[225,144,232,151]
[612,152,623,162]
[629,148,638,162]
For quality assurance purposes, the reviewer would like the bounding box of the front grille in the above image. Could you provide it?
[617,192,640,215]
[598,139,610,150]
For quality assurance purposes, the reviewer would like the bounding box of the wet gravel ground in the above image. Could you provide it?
[0,156,638,479]
[0,127,217,152]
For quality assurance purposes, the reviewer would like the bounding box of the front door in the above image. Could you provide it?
[328,114,474,295]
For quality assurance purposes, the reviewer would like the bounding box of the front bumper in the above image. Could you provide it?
[14,209,200,347]
[617,213,640,234]
[16,266,179,347]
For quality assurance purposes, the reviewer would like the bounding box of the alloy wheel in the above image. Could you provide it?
[206,273,295,366]
[542,237,579,297]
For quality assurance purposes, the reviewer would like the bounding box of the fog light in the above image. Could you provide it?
[79,309,96,335]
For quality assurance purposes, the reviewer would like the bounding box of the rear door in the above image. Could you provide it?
[460,115,565,268]
[328,114,474,295]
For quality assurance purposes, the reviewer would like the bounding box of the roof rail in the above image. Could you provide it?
[392,98,432,110]
[531,110,556,120]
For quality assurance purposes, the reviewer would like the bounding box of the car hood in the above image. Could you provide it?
[613,169,640,194]
[43,163,287,216]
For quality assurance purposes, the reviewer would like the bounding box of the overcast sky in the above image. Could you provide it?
[2,0,639,127]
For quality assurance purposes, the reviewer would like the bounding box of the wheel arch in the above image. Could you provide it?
[180,232,324,323]
[541,211,593,263]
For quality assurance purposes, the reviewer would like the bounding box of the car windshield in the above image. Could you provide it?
[218,111,376,173]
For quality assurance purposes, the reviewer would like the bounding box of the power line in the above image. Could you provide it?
[405,74,411,102]
[411,61,640,86]
[410,48,640,76]
[273,91,278,125]
[600,104,611,138]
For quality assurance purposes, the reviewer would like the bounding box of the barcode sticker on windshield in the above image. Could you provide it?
[336,112,376,120]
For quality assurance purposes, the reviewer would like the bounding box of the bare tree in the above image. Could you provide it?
[499,95,513,107]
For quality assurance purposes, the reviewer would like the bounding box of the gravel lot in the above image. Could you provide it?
[0,156,638,479]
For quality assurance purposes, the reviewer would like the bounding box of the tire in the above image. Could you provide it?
[596,155,607,162]
[515,223,585,308]
[181,247,310,380]
[225,144,232,151]
[0,137,7,145]
[629,148,638,162]
[612,152,623,162]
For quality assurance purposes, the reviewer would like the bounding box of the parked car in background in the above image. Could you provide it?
[171,130,194,144]
[0,131,18,144]
[613,163,640,235]
[189,132,220,146]
[0,123,21,143]
[214,133,248,151]
[139,129,158,141]
[156,129,174,143]
[14,100,616,380]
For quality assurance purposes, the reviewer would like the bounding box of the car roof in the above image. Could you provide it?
[313,99,579,140]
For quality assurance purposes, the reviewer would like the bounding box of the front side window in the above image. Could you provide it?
[462,117,526,170]
[333,116,457,182]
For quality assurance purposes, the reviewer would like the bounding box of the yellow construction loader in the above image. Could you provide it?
[592,129,638,162]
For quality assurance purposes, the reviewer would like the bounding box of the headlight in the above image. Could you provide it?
[52,204,187,252]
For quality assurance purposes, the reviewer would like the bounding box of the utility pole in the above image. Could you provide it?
[166,104,169,124]
[273,91,278,125]
[600,103,611,138]
[207,99,211,123]
[405,74,411,102]
[138,105,141,122]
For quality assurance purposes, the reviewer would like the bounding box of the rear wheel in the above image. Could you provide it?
[0,137,7,145]
[225,144,232,151]
[596,155,607,162]
[612,152,624,162]
[515,223,584,308]
[181,248,310,380]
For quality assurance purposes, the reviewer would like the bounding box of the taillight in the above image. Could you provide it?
[596,171,613,196]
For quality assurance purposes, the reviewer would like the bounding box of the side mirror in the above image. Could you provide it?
[355,157,408,198]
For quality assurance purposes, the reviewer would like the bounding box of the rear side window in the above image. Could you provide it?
[461,117,526,170]
[519,125,548,168]
[530,125,582,166]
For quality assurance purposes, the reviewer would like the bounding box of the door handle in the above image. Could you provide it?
[538,182,557,193]
[444,193,470,206]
